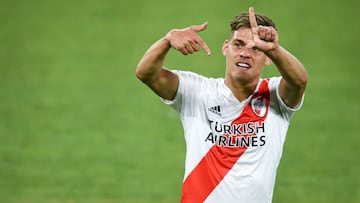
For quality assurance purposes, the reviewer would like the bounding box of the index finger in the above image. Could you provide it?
[196,37,211,56]
[248,7,258,30]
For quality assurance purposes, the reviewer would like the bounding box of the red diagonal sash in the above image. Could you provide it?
[181,80,270,203]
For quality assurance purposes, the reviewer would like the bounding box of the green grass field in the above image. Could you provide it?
[1,0,359,202]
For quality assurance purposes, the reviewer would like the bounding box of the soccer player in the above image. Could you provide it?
[136,6,307,203]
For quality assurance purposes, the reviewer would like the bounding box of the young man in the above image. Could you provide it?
[136,6,307,203]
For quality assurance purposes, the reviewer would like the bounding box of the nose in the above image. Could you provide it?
[239,48,251,58]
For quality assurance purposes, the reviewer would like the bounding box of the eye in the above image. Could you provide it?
[233,43,243,49]
[252,47,259,52]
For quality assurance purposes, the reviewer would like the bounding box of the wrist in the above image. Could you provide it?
[156,36,171,52]
[164,29,177,43]
[265,45,282,60]
[163,32,173,47]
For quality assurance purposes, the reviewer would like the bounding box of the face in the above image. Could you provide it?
[222,27,271,86]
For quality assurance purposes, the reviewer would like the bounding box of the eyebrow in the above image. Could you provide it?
[231,39,245,44]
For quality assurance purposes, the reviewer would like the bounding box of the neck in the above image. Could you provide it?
[224,77,259,102]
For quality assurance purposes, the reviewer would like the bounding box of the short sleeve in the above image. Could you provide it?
[161,70,209,116]
[269,77,305,121]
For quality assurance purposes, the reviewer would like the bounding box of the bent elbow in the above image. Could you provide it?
[135,65,145,81]
[135,64,156,85]
[135,62,148,81]
[298,72,308,90]
[291,66,308,90]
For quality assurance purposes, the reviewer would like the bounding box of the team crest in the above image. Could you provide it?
[251,96,267,117]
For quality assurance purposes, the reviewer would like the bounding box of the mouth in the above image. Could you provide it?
[236,62,250,69]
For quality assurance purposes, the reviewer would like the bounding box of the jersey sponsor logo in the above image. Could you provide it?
[205,120,266,148]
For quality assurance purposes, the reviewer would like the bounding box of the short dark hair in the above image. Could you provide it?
[230,12,276,32]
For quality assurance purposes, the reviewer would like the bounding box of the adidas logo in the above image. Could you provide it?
[208,105,221,116]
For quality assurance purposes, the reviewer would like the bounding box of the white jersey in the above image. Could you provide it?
[163,71,303,203]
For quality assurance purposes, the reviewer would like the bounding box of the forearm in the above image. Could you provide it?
[267,46,308,88]
[136,37,171,84]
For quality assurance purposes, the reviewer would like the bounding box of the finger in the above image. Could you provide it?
[265,29,272,41]
[196,38,211,56]
[189,40,200,52]
[190,22,208,32]
[185,43,195,54]
[263,27,276,42]
[180,47,189,55]
[258,26,272,41]
[258,26,266,39]
[248,7,258,30]
[270,28,277,42]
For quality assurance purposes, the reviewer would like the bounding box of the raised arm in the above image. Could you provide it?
[136,22,211,100]
[248,7,308,108]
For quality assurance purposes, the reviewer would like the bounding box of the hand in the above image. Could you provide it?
[165,22,211,56]
[247,7,279,53]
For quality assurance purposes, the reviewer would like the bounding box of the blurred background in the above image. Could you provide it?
[1,0,359,202]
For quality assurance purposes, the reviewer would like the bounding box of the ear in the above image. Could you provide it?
[265,56,273,66]
[222,40,229,56]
